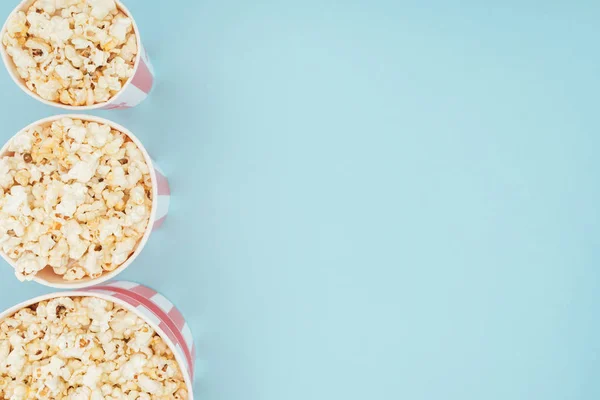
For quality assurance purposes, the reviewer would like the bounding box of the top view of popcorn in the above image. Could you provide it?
[0,117,153,282]
[0,296,189,399]
[2,0,138,106]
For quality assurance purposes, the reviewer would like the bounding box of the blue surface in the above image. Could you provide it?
[1,1,600,399]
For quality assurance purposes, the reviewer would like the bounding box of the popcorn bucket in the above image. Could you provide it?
[0,114,170,288]
[0,281,196,398]
[0,0,154,110]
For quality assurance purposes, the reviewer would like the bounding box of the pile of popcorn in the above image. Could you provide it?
[0,117,153,282]
[0,296,188,399]
[2,0,138,106]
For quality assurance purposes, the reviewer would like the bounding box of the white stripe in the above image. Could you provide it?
[152,163,165,175]
[136,305,161,326]
[182,324,194,351]
[107,281,138,289]
[150,293,174,313]
[117,83,148,107]
[156,195,170,221]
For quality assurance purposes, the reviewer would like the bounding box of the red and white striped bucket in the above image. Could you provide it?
[0,281,196,398]
[0,0,154,110]
[0,114,170,288]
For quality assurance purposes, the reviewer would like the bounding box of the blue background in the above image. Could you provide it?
[1,1,600,399]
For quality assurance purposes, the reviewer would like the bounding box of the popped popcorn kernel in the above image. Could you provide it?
[0,118,153,282]
[2,0,138,106]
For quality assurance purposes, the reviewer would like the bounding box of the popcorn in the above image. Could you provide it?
[2,185,31,217]
[0,340,10,361]
[89,0,117,20]
[109,16,132,42]
[6,46,36,69]
[0,119,153,282]
[121,353,146,380]
[120,34,137,63]
[44,375,66,397]
[137,374,162,394]
[55,59,83,80]
[86,122,110,147]
[4,338,26,376]
[26,340,47,361]
[9,130,33,152]
[111,237,136,265]
[15,253,48,280]
[36,79,63,102]
[129,324,154,352]
[102,189,125,208]
[46,298,76,321]
[129,185,146,205]
[48,238,68,269]
[82,364,103,387]
[64,266,86,281]
[0,160,15,189]
[36,0,58,14]
[2,0,138,106]
[62,154,99,183]
[0,296,188,399]
[110,308,140,334]
[5,11,27,36]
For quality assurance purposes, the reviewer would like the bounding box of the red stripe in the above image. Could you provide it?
[112,292,141,307]
[167,308,186,330]
[153,215,166,230]
[159,321,179,349]
[130,285,157,298]
[131,57,153,94]
[91,285,194,377]
[154,169,170,195]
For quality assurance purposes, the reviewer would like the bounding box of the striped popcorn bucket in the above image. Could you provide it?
[0,114,170,289]
[0,281,195,398]
[0,0,154,111]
